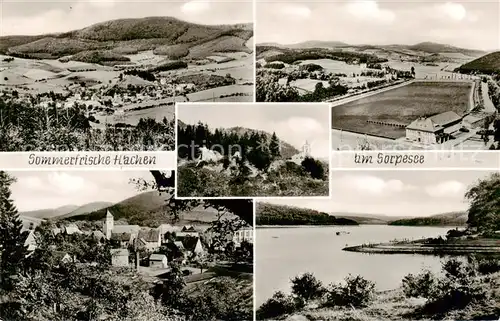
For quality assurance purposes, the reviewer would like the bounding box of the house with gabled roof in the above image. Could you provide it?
[111,249,129,267]
[406,111,463,144]
[149,254,168,269]
[406,118,444,144]
[24,230,37,252]
[64,224,82,235]
[136,228,161,252]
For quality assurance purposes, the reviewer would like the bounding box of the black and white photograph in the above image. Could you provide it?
[255,0,500,150]
[0,170,254,321]
[0,0,254,152]
[175,102,331,198]
[255,170,500,320]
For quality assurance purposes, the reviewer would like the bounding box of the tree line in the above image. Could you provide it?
[256,203,358,226]
[177,122,283,171]
[0,97,175,151]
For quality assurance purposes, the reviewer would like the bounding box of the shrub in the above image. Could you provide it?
[475,257,500,275]
[324,275,375,308]
[402,270,437,298]
[256,291,297,320]
[301,157,325,180]
[290,272,325,303]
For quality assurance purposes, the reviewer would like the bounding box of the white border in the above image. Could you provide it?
[330,150,500,170]
[0,151,176,170]
[174,101,332,199]
[252,197,257,321]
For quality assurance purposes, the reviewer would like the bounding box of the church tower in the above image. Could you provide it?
[302,141,311,157]
[103,210,114,239]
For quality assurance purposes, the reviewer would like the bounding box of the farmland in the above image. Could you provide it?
[332,81,473,139]
[0,16,254,151]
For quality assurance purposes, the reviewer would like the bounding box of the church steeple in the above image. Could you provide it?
[103,210,114,239]
[302,141,311,157]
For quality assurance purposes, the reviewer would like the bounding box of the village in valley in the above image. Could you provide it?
[0,1,253,152]
[0,170,254,321]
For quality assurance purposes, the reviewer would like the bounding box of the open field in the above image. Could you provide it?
[331,81,473,139]
[93,104,176,126]
[300,59,381,75]
[186,84,253,101]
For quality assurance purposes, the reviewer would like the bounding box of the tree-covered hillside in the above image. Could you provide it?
[256,202,358,226]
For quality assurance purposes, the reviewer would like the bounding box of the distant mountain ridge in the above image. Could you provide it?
[255,203,468,226]
[66,191,229,226]
[1,16,253,60]
[257,41,486,58]
[20,191,228,227]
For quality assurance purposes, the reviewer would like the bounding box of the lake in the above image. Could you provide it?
[256,225,454,307]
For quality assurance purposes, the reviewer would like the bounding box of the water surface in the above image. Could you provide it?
[256,225,453,306]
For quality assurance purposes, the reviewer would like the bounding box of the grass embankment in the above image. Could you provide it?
[343,237,500,255]
[257,257,500,321]
[290,274,499,321]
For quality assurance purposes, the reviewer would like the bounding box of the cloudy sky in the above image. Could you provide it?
[263,170,498,216]
[257,0,500,51]
[1,0,252,36]
[9,171,154,211]
[178,103,331,159]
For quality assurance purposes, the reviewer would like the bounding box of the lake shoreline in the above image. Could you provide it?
[343,238,500,255]
[256,224,461,229]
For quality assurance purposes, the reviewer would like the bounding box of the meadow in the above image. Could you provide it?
[331,81,473,139]
[299,59,380,75]
[186,84,253,102]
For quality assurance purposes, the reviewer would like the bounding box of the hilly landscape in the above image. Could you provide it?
[256,41,486,63]
[255,202,468,227]
[1,16,253,62]
[388,211,468,226]
[20,191,229,227]
[256,203,358,226]
[455,51,500,75]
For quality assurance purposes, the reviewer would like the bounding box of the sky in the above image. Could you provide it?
[256,0,500,51]
[262,170,498,217]
[178,103,331,159]
[8,170,154,212]
[0,0,253,36]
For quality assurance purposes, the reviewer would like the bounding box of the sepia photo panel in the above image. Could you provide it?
[0,169,254,321]
[255,169,500,321]
[255,0,500,151]
[0,0,254,153]
[175,102,332,198]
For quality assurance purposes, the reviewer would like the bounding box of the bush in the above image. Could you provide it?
[256,291,298,320]
[290,272,325,303]
[301,157,325,180]
[475,257,500,275]
[402,270,437,298]
[324,275,375,308]
[409,258,491,316]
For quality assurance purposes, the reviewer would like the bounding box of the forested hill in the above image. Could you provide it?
[455,51,500,75]
[256,202,358,226]
[388,212,468,227]
[177,122,300,160]
[1,16,253,59]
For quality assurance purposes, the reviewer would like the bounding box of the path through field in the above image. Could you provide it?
[482,81,497,113]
